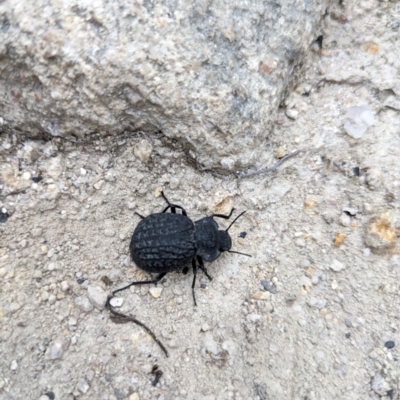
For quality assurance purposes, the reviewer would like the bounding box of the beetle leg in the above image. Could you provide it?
[211,208,235,219]
[161,204,187,216]
[197,256,213,281]
[161,191,188,216]
[134,211,145,219]
[110,272,167,298]
[191,259,197,306]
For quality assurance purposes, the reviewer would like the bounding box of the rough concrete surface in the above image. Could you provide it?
[0,0,328,172]
[1,1,400,400]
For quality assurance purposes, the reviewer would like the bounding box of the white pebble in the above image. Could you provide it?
[77,378,90,393]
[285,108,299,119]
[41,291,50,302]
[93,180,104,190]
[249,313,262,323]
[45,341,65,360]
[74,296,94,312]
[149,287,162,298]
[123,256,131,266]
[339,213,351,227]
[201,323,210,332]
[109,297,124,307]
[330,259,346,272]
[363,248,371,257]
[10,360,18,370]
[220,157,235,171]
[134,139,153,163]
[47,248,55,258]
[344,105,374,139]
[48,295,57,305]
[9,302,21,313]
[87,286,107,310]
[104,229,115,237]
[21,171,31,180]
[60,281,69,291]
[80,168,87,176]
[203,332,219,355]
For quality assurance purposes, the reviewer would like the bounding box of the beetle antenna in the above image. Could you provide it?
[226,211,246,232]
[228,250,252,257]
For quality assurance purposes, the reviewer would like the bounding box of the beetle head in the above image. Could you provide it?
[218,230,232,252]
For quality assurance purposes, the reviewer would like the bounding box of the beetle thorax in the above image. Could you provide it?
[218,230,232,252]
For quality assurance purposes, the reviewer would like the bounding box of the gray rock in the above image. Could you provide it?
[0,0,328,172]
[44,340,70,360]
[371,372,391,396]
[75,296,94,313]
[87,286,107,310]
[77,378,90,394]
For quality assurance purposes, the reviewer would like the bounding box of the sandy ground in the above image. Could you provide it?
[1,1,400,399]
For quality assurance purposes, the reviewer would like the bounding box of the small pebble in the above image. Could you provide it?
[93,180,105,190]
[39,396,51,400]
[154,187,163,197]
[344,105,374,139]
[334,232,347,247]
[114,388,126,399]
[129,393,140,400]
[286,108,299,119]
[41,291,50,302]
[371,371,392,396]
[45,392,55,400]
[330,259,345,272]
[220,157,235,170]
[10,360,18,370]
[134,139,153,163]
[77,378,90,393]
[149,287,162,298]
[365,168,382,189]
[345,318,354,328]
[201,323,210,332]
[252,291,270,300]
[249,314,262,323]
[21,171,31,180]
[260,280,277,294]
[203,332,219,355]
[109,297,124,307]
[86,369,95,381]
[87,286,108,310]
[385,341,395,349]
[45,341,65,360]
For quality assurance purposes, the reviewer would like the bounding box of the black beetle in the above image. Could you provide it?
[110,191,250,306]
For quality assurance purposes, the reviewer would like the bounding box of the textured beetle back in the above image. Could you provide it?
[130,213,196,273]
